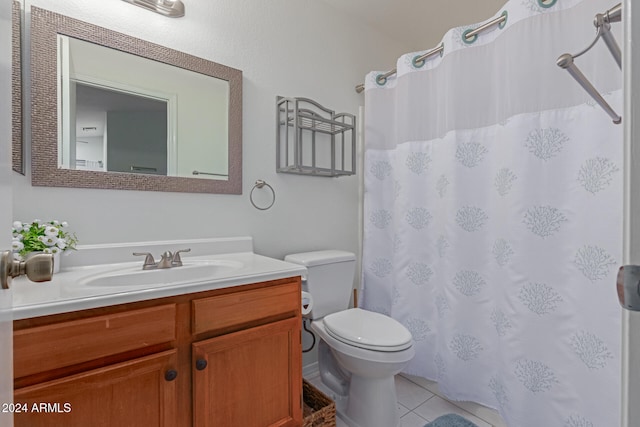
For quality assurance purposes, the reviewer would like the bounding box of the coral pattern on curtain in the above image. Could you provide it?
[361,0,622,426]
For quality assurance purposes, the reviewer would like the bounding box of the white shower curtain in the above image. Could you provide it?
[361,0,622,426]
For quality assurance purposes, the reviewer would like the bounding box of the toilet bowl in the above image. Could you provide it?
[283,250,415,427]
[311,308,414,427]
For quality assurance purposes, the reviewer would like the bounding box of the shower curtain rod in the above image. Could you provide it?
[556,3,622,124]
[354,11,507,94]
[354,43,444,94]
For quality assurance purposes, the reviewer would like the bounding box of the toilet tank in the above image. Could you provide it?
[284,250,356,320]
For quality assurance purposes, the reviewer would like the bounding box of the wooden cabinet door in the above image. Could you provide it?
[193,317,302,427]
[14,349,179,427]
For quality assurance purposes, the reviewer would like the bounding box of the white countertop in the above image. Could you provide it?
[11,238,306,320]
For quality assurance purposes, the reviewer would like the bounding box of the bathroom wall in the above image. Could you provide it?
[12,0,505,369]
[13,0,407,262]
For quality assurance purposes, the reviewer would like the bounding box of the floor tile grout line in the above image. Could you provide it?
[318,372,502,427]
[398,375,497,427]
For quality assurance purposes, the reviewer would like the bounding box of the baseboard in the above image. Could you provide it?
[303,362,319,378]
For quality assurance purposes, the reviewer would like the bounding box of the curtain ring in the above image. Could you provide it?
[250,180,275,210]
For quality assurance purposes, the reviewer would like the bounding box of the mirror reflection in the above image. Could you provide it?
[58,35,230,180]
[73,84,167,174]
[30,6,242,194]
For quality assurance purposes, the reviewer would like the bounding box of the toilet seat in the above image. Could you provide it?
[322,308,413,352]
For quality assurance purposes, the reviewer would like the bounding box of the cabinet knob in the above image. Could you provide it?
[164,369,178,381]
[195,359,208,371]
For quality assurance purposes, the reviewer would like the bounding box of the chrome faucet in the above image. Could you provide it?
[133,248,192,270]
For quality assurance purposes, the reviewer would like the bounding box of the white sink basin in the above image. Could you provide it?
[78,260,244,288]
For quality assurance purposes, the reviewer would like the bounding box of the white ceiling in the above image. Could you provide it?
[319,0,508,51]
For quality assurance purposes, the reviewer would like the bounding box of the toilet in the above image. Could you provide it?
[284,250,415,427]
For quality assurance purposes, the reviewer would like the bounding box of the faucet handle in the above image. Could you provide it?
[172,248,191,267]
[133,252,156,270]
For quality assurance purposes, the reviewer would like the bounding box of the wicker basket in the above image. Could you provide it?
[302,379,336,427]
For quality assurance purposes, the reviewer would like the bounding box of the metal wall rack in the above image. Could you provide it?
[276,97,356,177]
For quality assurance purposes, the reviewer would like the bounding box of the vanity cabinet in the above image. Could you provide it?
[14,350,178,426]
[192,318,301,427]
[191,282,303,427]
[13,277,302,427]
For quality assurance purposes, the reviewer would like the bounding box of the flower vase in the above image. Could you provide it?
[52,251,61,274]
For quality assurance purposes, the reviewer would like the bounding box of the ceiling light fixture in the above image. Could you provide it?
[121,0,185,18]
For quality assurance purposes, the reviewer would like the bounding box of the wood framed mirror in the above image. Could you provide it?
[30,7,242,194]
[12,1,23,174]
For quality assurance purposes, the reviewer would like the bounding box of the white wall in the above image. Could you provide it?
[13,0,407,262]
[1,2,14,425]
[622,0,640,424]
[75,136,103,169]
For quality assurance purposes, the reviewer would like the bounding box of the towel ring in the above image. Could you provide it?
[250,180,275,210]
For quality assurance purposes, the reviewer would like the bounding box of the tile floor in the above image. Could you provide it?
[306,372,508,427]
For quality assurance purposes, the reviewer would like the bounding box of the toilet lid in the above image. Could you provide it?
[323,308,413,352]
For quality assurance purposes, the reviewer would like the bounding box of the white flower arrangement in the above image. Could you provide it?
[11,219,78,261]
